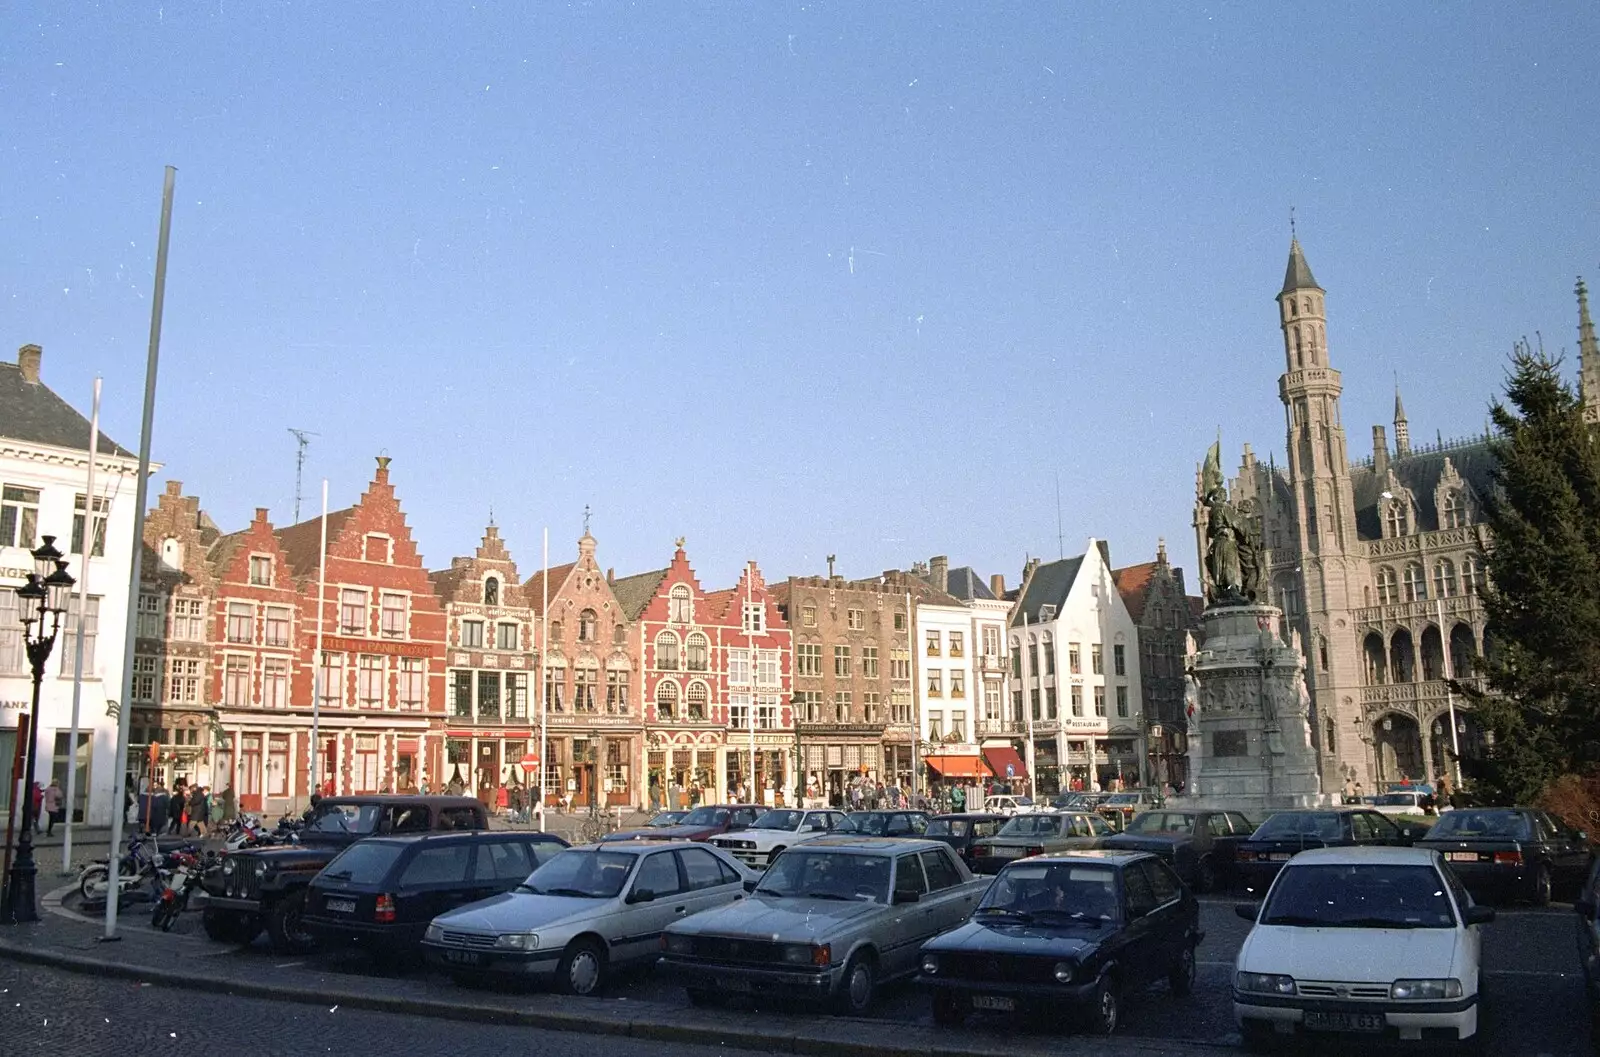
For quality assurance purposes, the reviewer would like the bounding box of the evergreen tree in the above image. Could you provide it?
[1462,346,1600,803]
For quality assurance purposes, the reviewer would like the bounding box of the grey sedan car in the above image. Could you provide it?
[421,840,752,995]
[658,836,988,1014]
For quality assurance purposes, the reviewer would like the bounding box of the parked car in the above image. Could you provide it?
[833,810,931,837]
[645,811,689,828]
[601,804,764,843]
[1233,846,1492,1048]
[925,813,1010,867]
[969,811,1114,874]
[1419,806,1591,905]
[658,836,987,1014]
[983,795,1037,815]
[709,808,848,870]
[422,840,751,994]
[302,831,568,958]
[1103,809,1256,893]
[917,849,1202,1035]
[1051,793,1090,810]
[200,795,489,953]
[1095,791,1162,831]
[1371,791,1436,817]
[1572,857,1600,1037]
[1235,808,1421,896]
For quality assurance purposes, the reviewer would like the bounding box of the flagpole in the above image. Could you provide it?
[538,528,548,832]
[747,562,757,805]
[309,479,328,801]
[1021,611,1037,798]
[104,165,176,941]
[1436,598,1463,789]
[61,377,100,874]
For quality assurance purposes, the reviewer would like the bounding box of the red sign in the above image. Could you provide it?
[519,753,541,773]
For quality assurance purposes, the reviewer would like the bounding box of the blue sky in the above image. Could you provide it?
[4,3,1597,592]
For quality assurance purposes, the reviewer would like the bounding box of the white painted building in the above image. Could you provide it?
[1009,540,1145,794]
[0,345,148,826]
[914,597,977,751]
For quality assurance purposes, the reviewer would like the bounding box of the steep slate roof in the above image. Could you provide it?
[1009,554,1086,627]
[944,566,997,602]
[1282,237,1320,294]
[207,530,251,575]
[523,562,577,615]
[1350,441,1494,540]
[275,509,355,579]
[0,360,133,456]
[610,567,669,622]
[1111,561,1158,623]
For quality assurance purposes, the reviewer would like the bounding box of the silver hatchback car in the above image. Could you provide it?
[422,840,752,995]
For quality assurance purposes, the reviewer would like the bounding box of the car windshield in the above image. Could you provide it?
[306,803,384,836]
[835,814,890,834]
[978,862,1120,925]
[927,820,968,837]
[319,842,404,884]
[1373,793,1420,807]
[752,810,804,830]
[647,812,685,827]
[755,850,890,903]
[520,849,635,898]
[1252,812,1344,841]
[679,808,729,827]
[1426,810,1532,841]
[998,814,1061,837]
[1125,812,1194,835]
[1261,863,1457,929]
[1013,797,1035,807]
[1105,793,1140,805]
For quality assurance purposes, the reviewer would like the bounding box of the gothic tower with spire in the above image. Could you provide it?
[1393,388,1411,457]
[1579,277,1599,425]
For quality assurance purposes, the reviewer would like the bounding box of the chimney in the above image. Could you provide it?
[1372,425,1390,477]
[254,507,270,523]
[606,567,614,585]
[164,480,183,497]
[989,573,1006,597]
[17,344,41,384]
[929,555,949,591]
[1023,557,1041,584]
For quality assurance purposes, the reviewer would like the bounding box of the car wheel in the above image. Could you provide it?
[1533,866,1553,907]
[834,953,877,1015]
[202,908,249,944]
[932,990,968,1026]
[266,891,317,955]
[556,937,607,996]
[1240,1019,1276,1053]
[1168,942,1197,996]
[1195,856,1218,894]
[1085,974,1119,1034]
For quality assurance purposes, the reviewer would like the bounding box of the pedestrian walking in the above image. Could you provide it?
[1342,777,1356,804]
[167,780,187,835]
[42,779,64,836]
[30,781,43,833]
[189,784,209,837]
[220,781,237,823]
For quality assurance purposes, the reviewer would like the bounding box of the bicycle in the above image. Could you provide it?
[577,804,622,843]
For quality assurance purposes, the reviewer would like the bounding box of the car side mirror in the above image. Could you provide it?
[1464,905,1495,926]
[1579,831,1590,845]
[627,888,656,904]
[743,879,758,893]
[1399,827,1416,841]
[1234,903,1260,922]
[894,890,921,905]
[1575,898,1596,919]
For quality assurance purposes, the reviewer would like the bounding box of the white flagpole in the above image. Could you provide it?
[538,528,548,832]
[1021,611,1037,798]
[61,377,100,874]
[309,479,329,802]
[1436,598,1463,789]
[747,562,756,804]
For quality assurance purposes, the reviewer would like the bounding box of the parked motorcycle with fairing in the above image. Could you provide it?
[150,848,216,931]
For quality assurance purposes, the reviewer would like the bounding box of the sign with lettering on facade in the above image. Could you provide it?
[317,634,433,659]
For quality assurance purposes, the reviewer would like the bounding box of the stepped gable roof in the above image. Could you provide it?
[0,359,132,456]
[944,566,997,601]
[1009,554,1085,627]
[275,509,355,579]
[611,567,670,622]
[1350,439,1495,540]
[1111,561,1159,623]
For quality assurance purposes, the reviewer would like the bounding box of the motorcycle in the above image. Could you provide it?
[150,849,215,931]
[78,832,162,903]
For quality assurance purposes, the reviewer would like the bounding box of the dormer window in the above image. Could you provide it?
[669,585,691,623]
[1038,604,1057,622]
[1385,501,1410,537]
[249,555,272,587]
[1440,491,1466,530]
[483,577,500,607]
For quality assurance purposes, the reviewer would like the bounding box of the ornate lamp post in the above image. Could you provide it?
[3,537,75,925]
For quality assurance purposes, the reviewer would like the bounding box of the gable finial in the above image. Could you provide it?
[582,504,592,536]
[1289,205,1296,240]
[488,503,495,527]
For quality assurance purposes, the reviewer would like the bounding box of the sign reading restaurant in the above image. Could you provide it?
[314,634,434,659]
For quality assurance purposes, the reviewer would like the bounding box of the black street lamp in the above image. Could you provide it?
[2,536,74,925]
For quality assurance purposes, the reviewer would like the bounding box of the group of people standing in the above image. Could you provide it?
[130,778,233,836]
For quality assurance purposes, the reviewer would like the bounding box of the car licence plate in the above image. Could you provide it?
[1268,853,1291,862]
[719,977,752,993]
[443,949,483,966]
[1304,1010,1383,1033]
[1446,852,1479,862]
[324,898,356,914]
[972,995,1015,1011]
[993,848,1020,858]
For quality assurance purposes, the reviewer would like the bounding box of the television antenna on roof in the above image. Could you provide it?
[288,428,319,523]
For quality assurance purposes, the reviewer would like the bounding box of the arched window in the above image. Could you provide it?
[669,584,692,623]
[1402,563,1427,602]
[483,577,499,607]
[613,623,627,645]
[1440,491,1466,530]
[686,681,708,721]
[1463,554,1488,594]
[1385,501,1410,537]
[1363,631,1387,685]
[1376,567,1399,606]
[578,608,598,642]
[1275,574,1303,619]
[655,632,679,670]
[1433,559,1457,598]
[160,538,183,571]
[1323,715,1336,757]
[1303,296,1312,315]
[1293,328,1303,368]
[1041,632,1055,675]
[655,680,678,720]
[685,633,709,671]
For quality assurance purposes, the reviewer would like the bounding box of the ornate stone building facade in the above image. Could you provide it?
[1193,242,1598,790]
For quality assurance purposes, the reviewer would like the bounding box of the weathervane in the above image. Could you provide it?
[582,504,592,535]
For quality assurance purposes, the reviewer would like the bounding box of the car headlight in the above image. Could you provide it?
[494,932,540,951]
[423,924,443,944]
[1054,961,1075,984]
[663,933,694,955]
[1391,978,1462,1000]
[921,955,939,975]
[222,859,235,875]
[1235,972,1297,995]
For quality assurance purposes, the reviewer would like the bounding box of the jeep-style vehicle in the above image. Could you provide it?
[200,795,487,953]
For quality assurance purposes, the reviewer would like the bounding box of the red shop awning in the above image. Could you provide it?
[924,754,990,779]
[982,747,1028,782]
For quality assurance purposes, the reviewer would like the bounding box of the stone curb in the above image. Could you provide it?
[0,935,1216,1057]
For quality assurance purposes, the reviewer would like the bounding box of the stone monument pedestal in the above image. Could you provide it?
[1183,603,1325,814]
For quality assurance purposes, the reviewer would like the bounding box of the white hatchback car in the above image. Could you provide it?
[1233,846,1493,1049]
